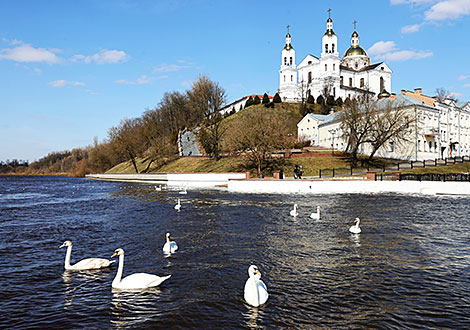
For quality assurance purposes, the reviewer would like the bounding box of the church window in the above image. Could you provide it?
[325,44,329,53]
[389,141,394,152]
[355,62,358,69]
[308,72,312,84]
[333,64,335,71]
[325,64,327,71]
[340,76,343,86]
[429,141,432,151]
[360,78,364,88]
[418,140,421,151]
[290,57,293,65]
[308,61,312,65]
[380,77,384,92]
[349,78,352,87]
[291,75,293,82]
[284,75,286,82]
[333,87,336,97]
[332,44,335,53]
[284,57,287,65]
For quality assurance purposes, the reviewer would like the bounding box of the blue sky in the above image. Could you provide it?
[1,0,470,162]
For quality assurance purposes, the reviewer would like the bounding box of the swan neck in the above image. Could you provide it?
[113,254,124,286]
[64,245,72,269]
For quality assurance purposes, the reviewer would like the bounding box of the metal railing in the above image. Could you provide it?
[318,156,470,179]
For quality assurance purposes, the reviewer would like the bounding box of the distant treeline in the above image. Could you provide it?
[6,75,227,176]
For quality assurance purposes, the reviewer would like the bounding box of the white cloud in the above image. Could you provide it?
[391,0,437,5]
[425,0,470,20]
[376,50,433,61]
[401,23,421,33]
[458,75,470,80]
[464,83,470,87]
[115,74,153,85]
[368,41,433,61]
[153,62,191,73]
[449,92,463,97]
[49,80,85,87]
[0,44,60,63]
[368,41,398,55]
[72,49,128,64]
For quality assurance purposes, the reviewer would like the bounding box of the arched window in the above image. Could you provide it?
[284,75,286,82]
[308,72,312,84]
[380,77,384,91]
[332,44,335,53]
[333,87,336,97]
[349,78,353,87]
[325,44,329,53]
[340,76,343,86]
[360,78,364,87]
[284,57,287,65]
[291,75,293,82]
[325,64,327,71]
[290,57,293,65]
[333,64,336,71]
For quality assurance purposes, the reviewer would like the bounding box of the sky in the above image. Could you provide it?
[1,0,470,162]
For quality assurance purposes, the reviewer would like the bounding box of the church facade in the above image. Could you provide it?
[279,15,392,102]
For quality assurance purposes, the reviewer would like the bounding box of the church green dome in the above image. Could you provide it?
[343,46,368,57]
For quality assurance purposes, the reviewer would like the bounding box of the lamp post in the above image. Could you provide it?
[329,129,336,157]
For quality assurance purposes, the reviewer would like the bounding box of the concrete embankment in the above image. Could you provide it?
[86,172,247,188]
[227,178,470,196]
[86,173,470,196]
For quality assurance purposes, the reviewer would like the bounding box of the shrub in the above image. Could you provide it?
[262,93,270,104]
[253,95,261,105]
[273,93,282,103]
[307,95,315,104]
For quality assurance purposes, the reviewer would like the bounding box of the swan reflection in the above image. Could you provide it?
[350,233,361,247]
[243,305,268,330]
[62,270,111,310]
[110,289,163,329]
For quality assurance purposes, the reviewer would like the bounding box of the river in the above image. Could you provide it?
[0,175,469,329]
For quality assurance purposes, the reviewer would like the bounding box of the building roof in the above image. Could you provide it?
[343,45,368,57]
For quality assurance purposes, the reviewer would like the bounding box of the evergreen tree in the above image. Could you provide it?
[326,95,335,107]
[273,93,282,103]
[307,95,315,104]
[316,95,324,105]
[253,95,261,105]
[245,96,254,108]
[262,93,270,104]
[335,97,343,107]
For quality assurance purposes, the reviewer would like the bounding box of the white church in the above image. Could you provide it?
[279,13,392,102]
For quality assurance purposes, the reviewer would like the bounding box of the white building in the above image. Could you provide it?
[279,15,391,102]
[298,90,470,161]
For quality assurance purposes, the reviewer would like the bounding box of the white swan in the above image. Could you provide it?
[349,217,362,234]
[155,185,162,191]
[290,204,298,217]
[179,185,187,195]
[244,265,269,307]
[60,240,115,271]
[310,206,321,220]
[174,198,181,211]
[111,248,171,290]
[162,232,178,254]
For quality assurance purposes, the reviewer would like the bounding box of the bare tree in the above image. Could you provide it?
[225,107,294,173]
[339,95,417,166]
[298,77,310,116]
[366,101,417,161]
[435,87,458,102]
[108,117,145,173]
[189,75,227,160]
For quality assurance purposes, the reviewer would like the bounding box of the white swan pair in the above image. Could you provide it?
[244,265,269,307]
[290,204,321,220]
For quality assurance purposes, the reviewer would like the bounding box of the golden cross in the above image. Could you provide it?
[327,8,332,18]
[286,24,290,33]
[353,20,358,30]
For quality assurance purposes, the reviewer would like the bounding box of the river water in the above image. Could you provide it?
[0,175,469,329]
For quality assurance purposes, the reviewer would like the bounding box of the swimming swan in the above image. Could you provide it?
[174,198,181,211]
[349,217,362,234]
[310,206,321,220]
[290,204,298,217]
[60,240,115,271]
[111,248,171,290]
[244,265,269,307]
[162,232,178,254]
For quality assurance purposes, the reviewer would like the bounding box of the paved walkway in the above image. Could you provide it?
[180,130,201,156]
